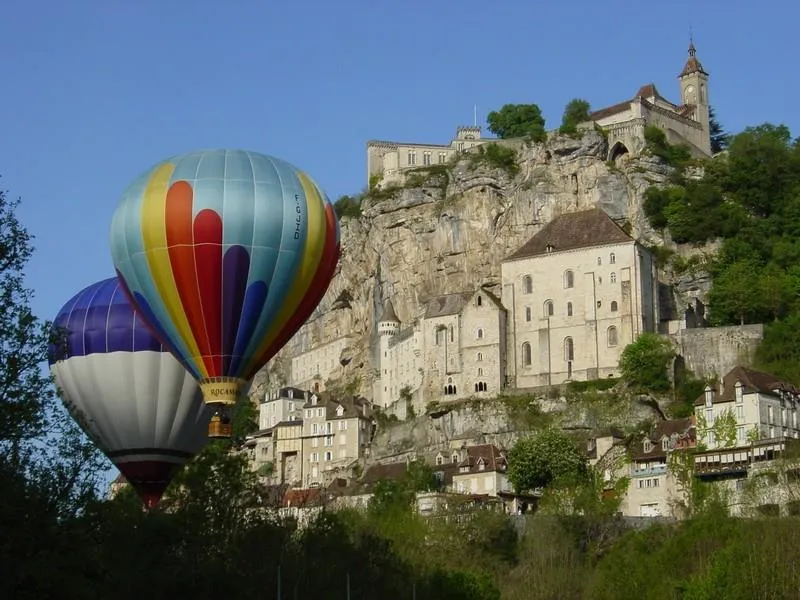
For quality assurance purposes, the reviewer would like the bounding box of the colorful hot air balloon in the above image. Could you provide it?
[48,277,210,509]
[109,149,340,439]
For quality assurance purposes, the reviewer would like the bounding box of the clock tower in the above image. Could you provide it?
[678,39,711,155]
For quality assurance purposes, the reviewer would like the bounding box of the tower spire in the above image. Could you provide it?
[679,34,706,77]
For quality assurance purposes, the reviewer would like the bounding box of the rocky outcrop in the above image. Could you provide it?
[253,129,707,397]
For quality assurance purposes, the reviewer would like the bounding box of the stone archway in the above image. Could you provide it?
[608,141,630,163]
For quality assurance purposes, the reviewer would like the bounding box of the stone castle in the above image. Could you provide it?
[366,41,712,186]
[274,40,762,419]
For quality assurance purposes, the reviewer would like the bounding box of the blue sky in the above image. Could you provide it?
[2,0,798,337]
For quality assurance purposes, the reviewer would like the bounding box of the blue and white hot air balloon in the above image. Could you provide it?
[47,277,210,508]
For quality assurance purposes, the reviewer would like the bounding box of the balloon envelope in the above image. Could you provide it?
[48,277,209,508]
[108,149,340,406]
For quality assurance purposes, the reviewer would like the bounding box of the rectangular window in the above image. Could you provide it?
[438,152,447,164]
[408,151,416,166]
[324,451,332,461]
[325,435,333,447]
[423,151,431,165]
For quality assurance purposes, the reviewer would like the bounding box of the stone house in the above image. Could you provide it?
[695,366,800,449]
[501,208,659,388]
[450,444,511,497]
[366,126,485,187]
[625,418,696,518]
[301,392,374,487]
[588,41,712,160]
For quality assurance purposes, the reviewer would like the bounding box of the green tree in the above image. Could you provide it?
[507,428,587,493]
[708,106,730,154]
[333,194,362,219]
[618,333,675,393]
[559,98,591,135]
[707,260,765,325]
[486,103,546,141]
[0,182,107,597]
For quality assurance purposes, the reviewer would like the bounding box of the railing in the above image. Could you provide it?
[631,464,667,477]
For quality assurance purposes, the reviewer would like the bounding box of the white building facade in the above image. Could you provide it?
[501,208,658,388]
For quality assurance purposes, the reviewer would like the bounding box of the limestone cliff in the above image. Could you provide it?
[253,129,707,396]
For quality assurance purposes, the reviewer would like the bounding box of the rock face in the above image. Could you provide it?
[255,130,704,397]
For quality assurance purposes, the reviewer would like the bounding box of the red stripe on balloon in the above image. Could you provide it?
[165,182,215,376]
[250,203,340,378]
[193,208,224,376]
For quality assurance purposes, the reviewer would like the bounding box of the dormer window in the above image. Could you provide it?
[436,454,444,465]
[311,394,318,406]
[662,438,669,451]
[336,405,344,417]
[546,244,554,253]
[704,385,713,408]
[735,381,744,403]
[451,452,459,463]
[643,439,652,453]
[477,459,486,471]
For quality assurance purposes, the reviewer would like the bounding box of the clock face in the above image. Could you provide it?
[684,84,696,104]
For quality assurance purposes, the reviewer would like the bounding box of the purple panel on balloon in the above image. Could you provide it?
[48,277,163,364]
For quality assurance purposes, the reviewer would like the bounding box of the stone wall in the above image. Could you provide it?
[673,324,764,380]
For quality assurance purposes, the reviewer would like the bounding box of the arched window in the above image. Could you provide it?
[522,275,533,294]
[525,306,531,322]
[476,352,483,361]
[476,328,484,340]
[544,300,554,317]
[564,270,574,288]
[610,252,616,264]
[452,452,459,463]
[476,295,482,306]
[474,383,479,392]
[478,367,484,376]
[611,301,618,312]
[564,337,574,361]
[597,257,602,266]
[567,302,573,316]
[449,325,454,342]
[607,326,618,347]
[610,272,617,283]
[522,342,532,367]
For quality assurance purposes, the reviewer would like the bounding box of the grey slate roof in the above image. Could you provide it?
[504,208,633,261]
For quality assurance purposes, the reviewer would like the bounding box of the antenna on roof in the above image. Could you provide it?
[474,104,477,127]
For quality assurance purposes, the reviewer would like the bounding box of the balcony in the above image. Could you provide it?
[631,463,667,477]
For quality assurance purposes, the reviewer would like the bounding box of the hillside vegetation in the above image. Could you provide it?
[642,123,800,382]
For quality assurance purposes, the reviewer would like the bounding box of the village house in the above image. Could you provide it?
[301,392,374,487]
[693,366,800,515]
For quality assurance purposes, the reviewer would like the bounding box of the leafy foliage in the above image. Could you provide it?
[643,123,800,381]
[486,103,546,141]
[619,333,675,393]
[333,194,362,219]
[643,125,692,169]
[507,428,587,493]
[709,105,730,154]
[559,98,591,135]
[467,142,520,176]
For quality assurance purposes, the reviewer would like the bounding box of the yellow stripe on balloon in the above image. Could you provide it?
[247,171,327,371]
[141,163,206,377]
